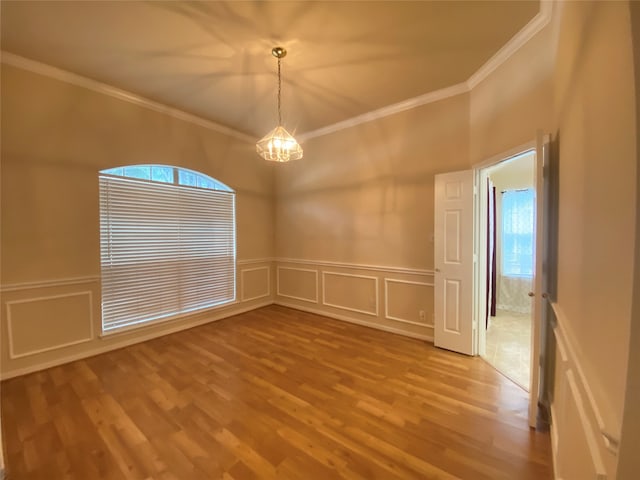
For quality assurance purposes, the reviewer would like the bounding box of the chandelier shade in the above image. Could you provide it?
[256,125,303,162]
[256,46,303,162]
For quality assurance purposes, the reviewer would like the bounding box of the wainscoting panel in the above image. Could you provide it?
[1,260,275,379]
[322,271,378,316]
[7,291,94,359]
[550,302,614,480]
[240,266,270,302]
[1,259,436,379]
[384,278,434,327]
[275,259,435,341]
[555,370,607,480]
[276,266,318,303]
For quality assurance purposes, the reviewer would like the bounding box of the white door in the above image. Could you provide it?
[529,132,550,427]
[434,170,475,355]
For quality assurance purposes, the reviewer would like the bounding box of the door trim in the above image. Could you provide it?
[473,140,540,427]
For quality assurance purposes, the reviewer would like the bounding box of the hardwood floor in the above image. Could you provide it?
[1,305,553,479]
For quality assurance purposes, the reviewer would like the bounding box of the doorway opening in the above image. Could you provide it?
[477,150,535,390]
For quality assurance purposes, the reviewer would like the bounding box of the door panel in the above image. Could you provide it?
[529,132,550,427]
[444,210,461,263]
[434,170,474,355]
[444,279,461,332]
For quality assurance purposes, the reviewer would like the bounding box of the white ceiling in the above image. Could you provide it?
[1,1,539,138]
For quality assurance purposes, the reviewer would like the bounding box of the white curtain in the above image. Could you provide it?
[498,189,534,313]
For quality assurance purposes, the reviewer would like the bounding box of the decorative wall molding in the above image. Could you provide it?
[276,257,434,277]
[0,263,274,291]
[299,2,552,141]
[550,302,620,455]
[275,301,433,343]
[1,51,254,143]
[550,403,560,477]
[274,260,435,337]
[321,271,379,317]
[276,266,319,303]
[0,299,273,381]
[298,82,469,142]
[2,2,552,146]
[240,266,271,302]
[0,275,100,292]
[6,291,94,359]
[565,370,608,479]
[550,331,567,459]
[384,278,435,328]
[237,258,275,266]
[466,2,553,89]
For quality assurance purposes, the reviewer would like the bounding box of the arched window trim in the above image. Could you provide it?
[101,164,234,192]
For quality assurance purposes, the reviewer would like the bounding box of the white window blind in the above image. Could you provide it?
[99,170,236,333]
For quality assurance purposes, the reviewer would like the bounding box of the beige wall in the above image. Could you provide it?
[468,3,637,477]
[2,3,639,478]
[617,3,640,478]
[548,1,636,478]
[1,65,274,283]
[274,94,469,338]
[553,0,635,456]
[470,26,554,164]
[276,93,470,268]
[0,65,276,378]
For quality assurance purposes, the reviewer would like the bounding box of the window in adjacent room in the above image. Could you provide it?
[99,165,236,333]
[501,188,534,277]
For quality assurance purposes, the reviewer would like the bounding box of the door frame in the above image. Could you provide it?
[473,141,536,360]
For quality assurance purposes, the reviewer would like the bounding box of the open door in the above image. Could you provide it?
[434,170,475,355]
[528,132,550,427]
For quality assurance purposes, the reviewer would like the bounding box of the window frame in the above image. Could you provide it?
[99,164,236,334]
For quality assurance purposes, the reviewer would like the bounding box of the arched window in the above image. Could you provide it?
[99,165,235,333]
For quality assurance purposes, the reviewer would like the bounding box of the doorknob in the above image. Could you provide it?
[435,268,440,273]
[528,292,535,297]
[542,293,549,299]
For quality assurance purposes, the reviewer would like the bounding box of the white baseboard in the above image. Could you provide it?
[274,301,434,342]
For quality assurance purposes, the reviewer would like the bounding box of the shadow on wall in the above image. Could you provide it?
[274,95,470,267]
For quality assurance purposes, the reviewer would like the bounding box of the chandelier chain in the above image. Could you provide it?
[277,57,282,126]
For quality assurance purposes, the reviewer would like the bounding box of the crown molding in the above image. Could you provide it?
[297,82,470,142]
[0,51,255,144]
[1,2,552,144]
[467,1,553,89]
[300,1,553,141]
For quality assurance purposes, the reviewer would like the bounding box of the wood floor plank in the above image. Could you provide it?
[1,305,553,479]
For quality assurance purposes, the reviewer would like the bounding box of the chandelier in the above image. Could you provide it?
[256,47,303,162]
